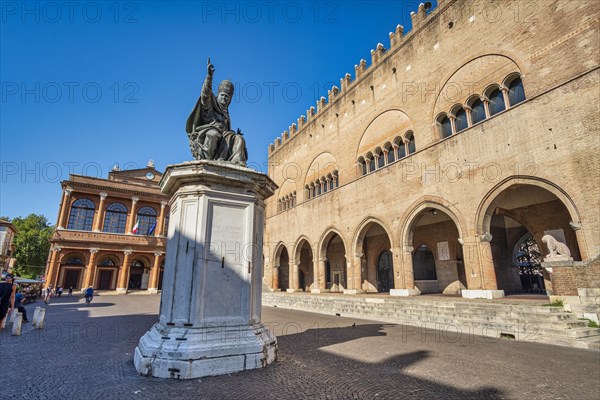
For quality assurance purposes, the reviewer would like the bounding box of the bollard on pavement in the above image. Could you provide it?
[9,308,18,323]
[32,307,41,327]
[12,313,23,336]
[36,308,46,329]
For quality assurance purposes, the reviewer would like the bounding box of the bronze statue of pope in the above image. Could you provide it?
[186,58,248,166]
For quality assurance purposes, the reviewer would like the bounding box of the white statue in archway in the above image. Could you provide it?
[541,235,572,261]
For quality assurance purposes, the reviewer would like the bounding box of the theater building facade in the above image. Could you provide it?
[45,164,169,293]
[263,0,600,297]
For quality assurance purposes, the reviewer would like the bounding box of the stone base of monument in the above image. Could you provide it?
[134,322,277,379]
[134,161,278,379]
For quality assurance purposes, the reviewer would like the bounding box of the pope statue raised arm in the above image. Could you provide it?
[186,58,248,166]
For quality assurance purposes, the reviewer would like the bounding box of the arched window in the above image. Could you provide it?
[413,244,437,280]
[322,178,328,193]
[327,174,334,191]
[99,258,116,266]
[470,98,486,124]
[366,152,375,172]
[385,143,395,164]
[65,257,84,265]
[508,77,525,106]
[395,138,406,159]
[316,180,322,196]
[67,199,95,231]
[311,183,316,198]
[135,206,157,235]
[103,202,128,234]
[375,148,384,169]
[334,172,339,188]
[488,88,506,116]
[406,132,416,155]
[454,107,468,132]
[357,157,367,176]
[439,115,452,138]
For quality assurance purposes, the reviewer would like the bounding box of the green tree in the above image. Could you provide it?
[5,214,54,278]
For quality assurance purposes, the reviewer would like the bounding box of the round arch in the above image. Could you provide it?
[475,176,586,260]
[353,217,395,255]
[475,176,582,236]
[318,227,346,259]
[429,52,526,122]
[399,197,468,247]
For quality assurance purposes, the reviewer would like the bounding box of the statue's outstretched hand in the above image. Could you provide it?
[207,57,215,77]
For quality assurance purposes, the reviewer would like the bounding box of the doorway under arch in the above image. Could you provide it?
[482,184,579,293]
[409,208,466,294]
[355,221,393,292]
[321,231,347,292]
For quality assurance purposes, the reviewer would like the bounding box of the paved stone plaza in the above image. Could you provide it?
[1,295,598,400]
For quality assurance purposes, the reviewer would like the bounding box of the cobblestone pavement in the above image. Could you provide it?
[1,295,598,400]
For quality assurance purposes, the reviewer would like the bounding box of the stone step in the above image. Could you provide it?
[578,288,600,297]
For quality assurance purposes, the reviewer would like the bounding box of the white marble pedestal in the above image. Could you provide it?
[134,161,278,379]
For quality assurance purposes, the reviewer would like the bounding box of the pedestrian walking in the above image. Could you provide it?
[0,274,16,327]
[44,286,53,304]
[57,287,63,297]
[68,287,73,297]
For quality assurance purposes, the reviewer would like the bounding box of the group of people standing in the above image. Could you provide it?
[1,274,96,328]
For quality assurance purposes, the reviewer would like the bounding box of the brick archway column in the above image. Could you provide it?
[318,257,327,290]
[92,192,108,232]
[148,252,163,293]
[57,188,72,229]
[272,264,279,290]
[45,246,61,288]
[477,235,498,290]
[82,248,99,289]
[402,245,415,290]
[353,253,363,290]
[117,250,134,294]
[290,261,300,291]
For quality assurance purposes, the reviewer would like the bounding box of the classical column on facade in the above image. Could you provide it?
[156,200,168,237]
[116,249,134,294]
[501,86,510,108]
[482,97,491,118]
[311,257,329,293]
[460,234,504,299]
[464,104,473,126]
[147,252,163,294]
[45,246,61,288]
[390,245,420,296]
[449,114,457,135]
[126,197,139,234]
[82,248,99,289]
[92,192,108,232]
[56,188,73,229]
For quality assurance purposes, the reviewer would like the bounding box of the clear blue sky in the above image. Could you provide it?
[1,0,434,222]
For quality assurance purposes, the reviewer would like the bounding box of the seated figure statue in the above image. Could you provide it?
[186,58,248,166]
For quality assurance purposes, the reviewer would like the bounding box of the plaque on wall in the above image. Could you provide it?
[437,241,450,261]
